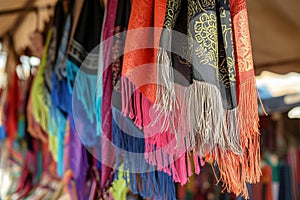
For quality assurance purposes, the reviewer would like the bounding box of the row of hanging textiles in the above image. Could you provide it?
[251,150,300,200]
[175,150,300,200]
[175,114,300,200]
[0,0,261,199]
[257,115,300,200]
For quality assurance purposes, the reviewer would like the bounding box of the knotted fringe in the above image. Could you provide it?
[144,82,204,185]
[112,107,151,177]
[153,48,178,133]
[188,80,242,156]
[214,78,261,199]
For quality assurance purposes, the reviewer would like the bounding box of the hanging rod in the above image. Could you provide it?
[0,4,53,16]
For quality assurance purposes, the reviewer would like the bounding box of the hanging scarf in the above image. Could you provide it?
[116,0,182,183]
[98,0,119,195]
[66,0,104,147]
[5,71,19,144]
[151,0,261,198]
[230,0,261,176]
[44,1,66,93]
[212,0,262,197]
[68,115,90,200]
[51,14,72,114]
[66,1,105,198]
[112,107,176,199]
[121,0,166,128]
[48,13,72,176]
[155,0,241,157]
[31,29,52,133]
[218,0,261,197]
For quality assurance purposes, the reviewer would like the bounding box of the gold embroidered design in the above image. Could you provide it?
[187,0,215,22]
[164,0,182,30]
[234,10,254,72]
[218,8,236,87]
[193,12,218,69]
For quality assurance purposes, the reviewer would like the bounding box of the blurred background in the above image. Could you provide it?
[0,0,299,199]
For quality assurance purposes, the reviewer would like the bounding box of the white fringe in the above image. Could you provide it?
[188,80,242,156]
[226,108,243,155]
[153,48,242,156]
[153,48,178,133]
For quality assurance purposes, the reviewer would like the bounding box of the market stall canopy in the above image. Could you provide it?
[0,0,57,51]
[0,0,299,72]
[248,0,300,75]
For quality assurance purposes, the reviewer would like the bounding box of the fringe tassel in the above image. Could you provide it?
[215,78,261,199]
[112,107,176,199]
[153,48,178,133]
[146,83,207,185]
[188,81,242,156]
[121,76,146,129]
[215,151,244,196]
[238,78,261,184]
[226,108,242,154]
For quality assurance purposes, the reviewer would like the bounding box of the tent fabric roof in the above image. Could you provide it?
[248,0,300,74]
[0,0,56,51]
[0,0,299,74]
